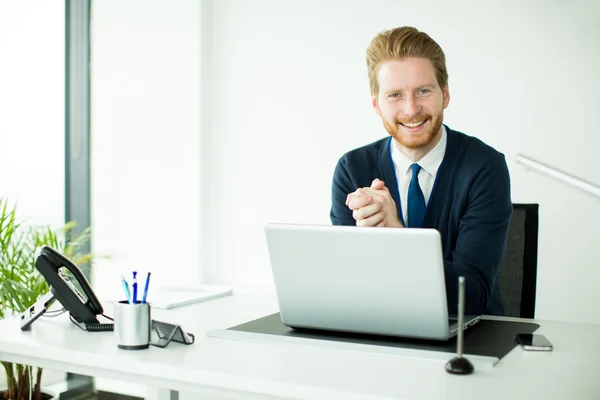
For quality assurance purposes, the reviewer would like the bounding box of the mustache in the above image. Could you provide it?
[397,116,430,124]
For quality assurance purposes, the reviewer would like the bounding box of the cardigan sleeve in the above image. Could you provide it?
[444,153,512,315]
[330,157,357,226]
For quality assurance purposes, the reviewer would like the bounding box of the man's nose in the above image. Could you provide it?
[403,95,421,118]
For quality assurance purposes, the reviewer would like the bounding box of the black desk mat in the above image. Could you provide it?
[228,313,539,360]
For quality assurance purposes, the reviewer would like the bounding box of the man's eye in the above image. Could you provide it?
[389,93,400,98]
[417,89,431,95]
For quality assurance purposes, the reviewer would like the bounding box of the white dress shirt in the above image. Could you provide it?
[390,126,447,225]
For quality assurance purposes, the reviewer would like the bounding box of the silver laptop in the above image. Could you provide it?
[264,223,480,341]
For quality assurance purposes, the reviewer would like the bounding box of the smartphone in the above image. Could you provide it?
[516,333,553,351]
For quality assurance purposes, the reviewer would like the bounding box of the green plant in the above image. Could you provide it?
[0,198,96,400]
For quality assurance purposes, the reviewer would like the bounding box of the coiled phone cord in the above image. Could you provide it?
[70,313,114,332]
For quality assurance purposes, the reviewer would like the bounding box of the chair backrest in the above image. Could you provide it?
[497,203,539,318]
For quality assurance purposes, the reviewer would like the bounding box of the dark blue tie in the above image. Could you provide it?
[407,163,426,228]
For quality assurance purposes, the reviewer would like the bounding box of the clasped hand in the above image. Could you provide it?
[345,179,403,228]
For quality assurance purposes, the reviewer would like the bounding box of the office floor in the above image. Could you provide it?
[81,392,143,400]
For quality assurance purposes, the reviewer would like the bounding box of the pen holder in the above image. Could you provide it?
[114,300,151,350]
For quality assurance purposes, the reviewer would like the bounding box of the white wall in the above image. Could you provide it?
[90,0,202,300]
[204,0,600,324]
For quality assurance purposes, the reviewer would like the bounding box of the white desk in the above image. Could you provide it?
[1,293,599,400]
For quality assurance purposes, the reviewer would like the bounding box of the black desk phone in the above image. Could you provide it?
[20,245,113,331]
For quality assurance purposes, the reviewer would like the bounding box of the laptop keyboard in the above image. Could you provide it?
[448,318,458,326]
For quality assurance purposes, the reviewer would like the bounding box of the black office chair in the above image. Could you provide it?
[496,203,539,319]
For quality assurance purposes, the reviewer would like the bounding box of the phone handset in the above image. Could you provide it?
[20,245,112,331]
[40,245,104,315]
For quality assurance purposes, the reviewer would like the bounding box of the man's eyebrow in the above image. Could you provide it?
[382,88,403,95]
[382,84,436,95]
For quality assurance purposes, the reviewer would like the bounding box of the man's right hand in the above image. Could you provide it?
[345,179,403,228]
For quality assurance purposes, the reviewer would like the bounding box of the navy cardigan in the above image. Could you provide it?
[330,126,512,316]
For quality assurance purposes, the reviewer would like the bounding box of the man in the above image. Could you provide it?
[330,26,511,316]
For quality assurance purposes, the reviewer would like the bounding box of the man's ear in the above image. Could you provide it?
[442,84,450,109]
[371,94,382,117]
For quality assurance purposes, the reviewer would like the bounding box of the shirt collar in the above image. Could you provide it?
[391,125,447,176]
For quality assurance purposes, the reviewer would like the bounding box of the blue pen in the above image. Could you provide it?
[132,271,138,304]
[142,272,151,304]
[121,276,131,303]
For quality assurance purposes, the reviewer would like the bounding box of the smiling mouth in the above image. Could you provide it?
[400,120,427,128]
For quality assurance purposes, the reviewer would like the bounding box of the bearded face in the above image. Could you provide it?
[372,58,450,153]
[381,108,444,149]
